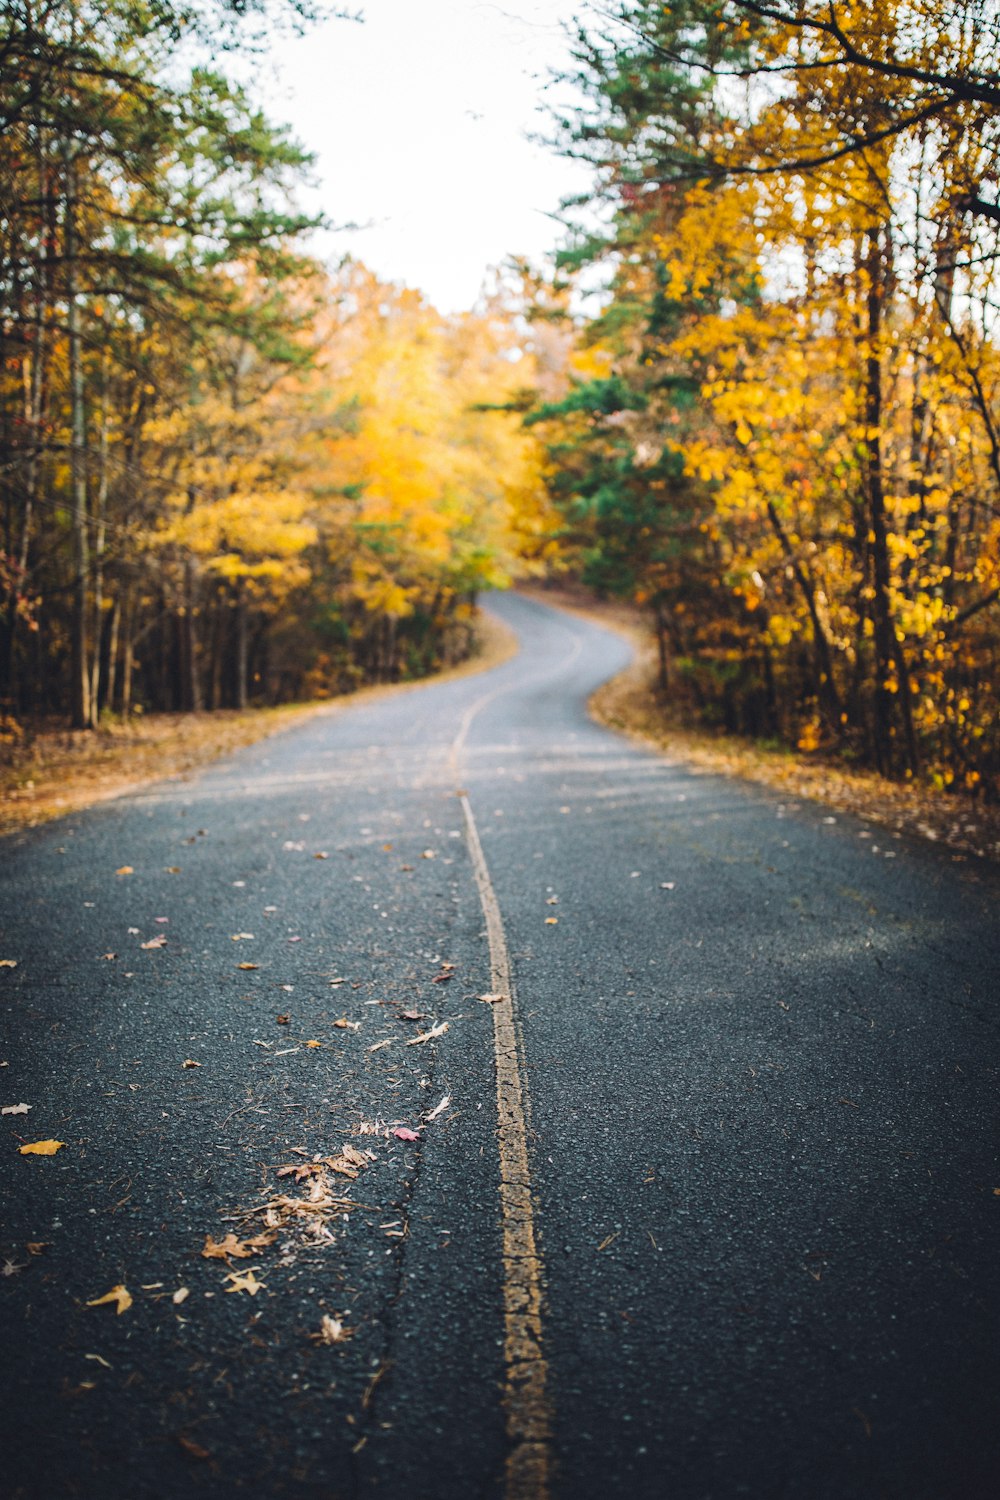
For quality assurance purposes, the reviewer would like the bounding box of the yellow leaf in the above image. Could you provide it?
[304,1039,322,1049]
[223,1269,265,1296]
[19,1139,65,1156]
[115,866,134,876]
[86,1284,132,1315]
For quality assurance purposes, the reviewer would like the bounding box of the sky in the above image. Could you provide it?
[265,1,596,313]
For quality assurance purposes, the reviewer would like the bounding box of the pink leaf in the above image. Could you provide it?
[391,1127,420,1142]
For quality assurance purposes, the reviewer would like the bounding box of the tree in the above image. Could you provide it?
[539,0,1000,790]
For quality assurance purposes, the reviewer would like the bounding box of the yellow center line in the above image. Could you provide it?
[444,606,586,1496]
[460,790,552,1500]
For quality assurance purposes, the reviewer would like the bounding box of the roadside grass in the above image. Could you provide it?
[524,582,1000,866]
[0,610,518,840]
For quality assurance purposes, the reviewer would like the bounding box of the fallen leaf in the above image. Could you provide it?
[202,1232,275,1263]
[277,1160,324,1180]
[87,1284,132,1315]
[231,933,255,941]
[426,1095,451,1121]
[223,1269,265,1296]
[659,882,676,891]
[304,1039,322,1049]
[546,896,559,905]
[2,1102,31,1116]
[176,1435,211,1461]
[392,1127,420,1142]
[313,852,329,860]
[276,1014,290,1025]
[237,962,259,971]
[172,1287,190,1305]
[26,1242,48,1255]
[165,866,181,874]
[101,952,117,961]
[0,959,18,969]
[19,1139,64,1155]
[406,1021,448,1045]
[243,1231,278,1251]
[323,1156,359,1180]
[311,1313,352,1344]
[478,993,503,1004]
[399,1010,424,1022]
[431,970,454,984]
[421,849,436,860]
[84,1353,112,1368]
[340,1143,371,1167]
[368,1039,394,1052]
[333,1018,360,1030]
[181,1059,201,1069]
[545,917,558,925]
[2,1257,26,1276]
[382,843,393,852]
[115,866,134,876]
[141,935,166,950]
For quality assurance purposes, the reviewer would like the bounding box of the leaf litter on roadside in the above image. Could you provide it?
[219,1141,378,1256]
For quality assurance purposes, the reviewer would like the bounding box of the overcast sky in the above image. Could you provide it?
[265,1,595,313]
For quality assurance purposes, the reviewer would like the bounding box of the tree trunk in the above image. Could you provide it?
[89,349,110,717]
[862,233,918,776]
[235,584,248,710]
[182,558,203,712]
[105,594,121,714]
[120,592,134,716]
[64,148,92,729]
[653,596,671,692]
[764,497,842,730]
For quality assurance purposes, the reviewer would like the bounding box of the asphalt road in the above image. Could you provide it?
[1,591,998,1500]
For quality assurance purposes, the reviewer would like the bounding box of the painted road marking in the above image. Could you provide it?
[460,791,551,1500]
[447,608,587,1497]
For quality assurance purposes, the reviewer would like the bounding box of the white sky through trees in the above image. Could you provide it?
[268,0,592,312]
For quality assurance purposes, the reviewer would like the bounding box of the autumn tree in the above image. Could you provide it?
[0,0,319,723]
[538,0,1000,790]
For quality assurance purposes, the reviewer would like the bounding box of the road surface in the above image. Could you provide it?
[2,591,998,1500]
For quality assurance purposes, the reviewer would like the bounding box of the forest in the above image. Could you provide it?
[2,0,999,798]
